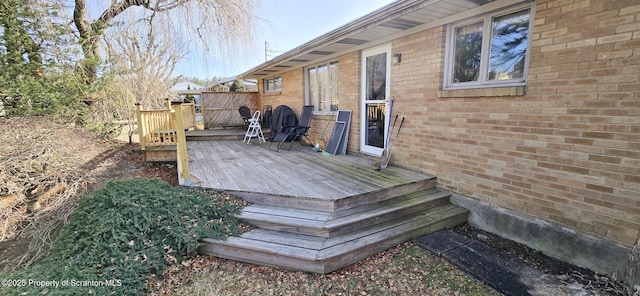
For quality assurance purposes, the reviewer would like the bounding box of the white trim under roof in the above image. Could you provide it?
[240,0,530,79]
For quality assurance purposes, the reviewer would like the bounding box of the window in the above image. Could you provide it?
[444,6,532,89]
[306,62,338,112]
[264,76,281,93]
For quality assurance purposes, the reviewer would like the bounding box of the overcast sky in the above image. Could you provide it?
[173,0,396,79]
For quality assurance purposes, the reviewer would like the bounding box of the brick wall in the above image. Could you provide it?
[260,0,639,246]
[258,69,304,111]
[257,69,305,129]
[385,0,639,246]
[262,53,362,152]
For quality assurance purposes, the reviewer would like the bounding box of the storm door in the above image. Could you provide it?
[360,44,391,155]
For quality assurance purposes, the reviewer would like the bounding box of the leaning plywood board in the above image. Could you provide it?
[325,121,346,155]
[336,110,352,155]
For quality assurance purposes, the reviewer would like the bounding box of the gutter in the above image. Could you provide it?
[239,0,437,78]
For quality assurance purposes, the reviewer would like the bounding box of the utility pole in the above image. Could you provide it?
[264,41,284,61]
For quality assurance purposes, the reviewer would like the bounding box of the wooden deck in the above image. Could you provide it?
[188,140,433,211]
[186,137,468,273]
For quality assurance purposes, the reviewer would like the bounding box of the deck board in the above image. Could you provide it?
[189,137,468,274]
[187,140,434,204]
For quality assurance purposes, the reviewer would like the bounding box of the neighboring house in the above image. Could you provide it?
[170,80,205,92]
[239,0,639,283]
[208,76,258,92]
[170,80,204,107]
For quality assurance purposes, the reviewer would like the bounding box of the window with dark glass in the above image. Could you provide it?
[488,10,529,81]
[446,6,531,89]
[365,53,387,100]
[264,76,282,93]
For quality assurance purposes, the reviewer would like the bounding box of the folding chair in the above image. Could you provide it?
[238,106,252,127]
[269,105,314,151]
[243,110,265,144]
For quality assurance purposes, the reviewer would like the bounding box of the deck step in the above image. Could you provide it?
[199,203,469,274]
[186,128,271,141]
[144,145,177,162]
[233,176,437,212]
[187,134,244,141]
[237,188,452,237]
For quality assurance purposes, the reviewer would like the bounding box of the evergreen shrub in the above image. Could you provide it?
[1,178,245,295]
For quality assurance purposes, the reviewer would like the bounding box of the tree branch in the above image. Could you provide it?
[73,0,92,42]
[99,0,147,25]
[152,0,191,12]
[98,0,193,25]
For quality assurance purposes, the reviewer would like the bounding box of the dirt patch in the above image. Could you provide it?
[451,223,636,296]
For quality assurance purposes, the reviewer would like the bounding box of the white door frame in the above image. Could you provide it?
[360,43,391,156]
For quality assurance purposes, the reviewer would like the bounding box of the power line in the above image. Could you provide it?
[265,41,284,61]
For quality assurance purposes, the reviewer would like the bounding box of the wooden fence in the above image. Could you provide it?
[200,92,258,128]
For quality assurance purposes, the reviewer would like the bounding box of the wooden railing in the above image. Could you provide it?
[170,101,192,186]
[139,109,174,147]
[181,103,197,129]
[135,102,198,150]
[135,101,201,185]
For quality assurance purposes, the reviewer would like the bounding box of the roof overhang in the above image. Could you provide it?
[241,0,530,79]
[171,89,203,95]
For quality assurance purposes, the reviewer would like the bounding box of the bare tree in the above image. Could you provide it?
[94,14,183,141]
[103,14,182,106]
[72,0,257,84]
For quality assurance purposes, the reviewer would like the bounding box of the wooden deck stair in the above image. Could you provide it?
[186,127,271,141]
[198,177,468,273]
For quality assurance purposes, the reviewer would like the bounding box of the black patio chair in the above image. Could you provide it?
[238,106,252,127]
[269,105,314,151]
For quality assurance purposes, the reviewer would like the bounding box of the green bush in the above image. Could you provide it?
[85,121,123,139]
[0,178,245,295]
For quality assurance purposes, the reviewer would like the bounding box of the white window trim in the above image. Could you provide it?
[304,60,339,114]
[443,3,535,90]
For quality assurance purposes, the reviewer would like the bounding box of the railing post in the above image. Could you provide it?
[135,103,146,150]
[171,100,190,185]
[190,102,197,129]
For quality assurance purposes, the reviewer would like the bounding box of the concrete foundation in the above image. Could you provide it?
[451,194,639,287]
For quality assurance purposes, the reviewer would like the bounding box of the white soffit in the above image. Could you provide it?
[241,0,528,79]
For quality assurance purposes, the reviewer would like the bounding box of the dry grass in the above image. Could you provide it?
[148,242,500,296]
[0,116,105,270]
